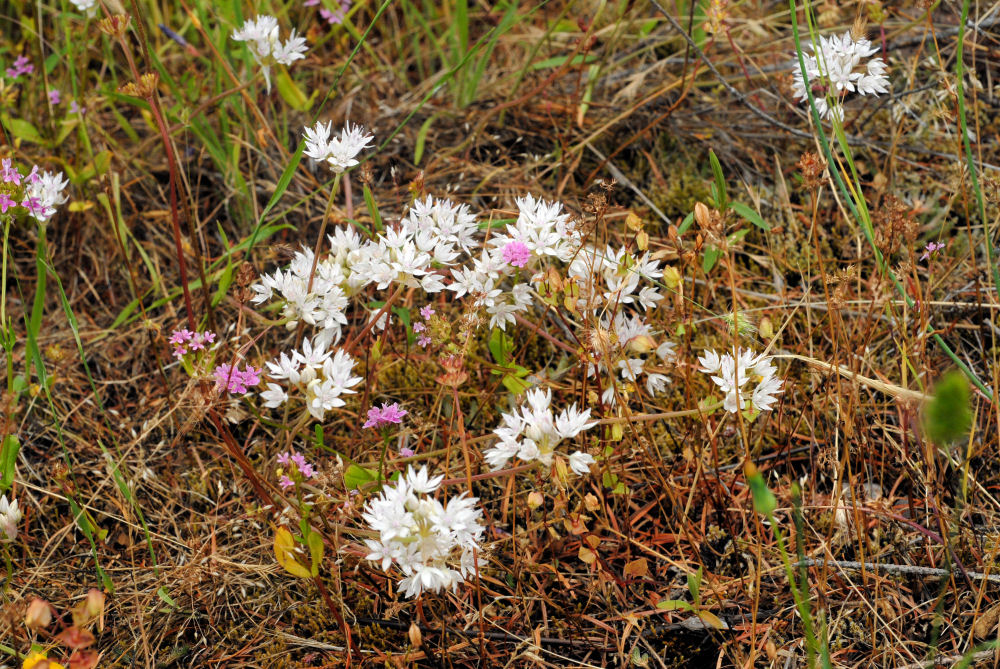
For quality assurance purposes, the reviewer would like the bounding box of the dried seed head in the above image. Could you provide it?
[98,14,132,38]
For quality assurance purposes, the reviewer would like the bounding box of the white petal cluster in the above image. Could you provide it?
[568,245,664,313]
[259,337,363,421]
[0,495,21,542]
[588,313,675,405]
[68,0,97,15]
[24,171,70,223]
[484,388,597,474]
[698,348,783,414]
[791,31,890,120]
[251,242,354,344]
[363,466,485,598]
[231,15,308,92]
[446,195,582,331]
[303,121,374,174]
[489,194,582,265]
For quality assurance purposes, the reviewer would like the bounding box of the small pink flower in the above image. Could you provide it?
[920,241,945,262]
[0,193,15,213]
[417,334,432,348]
[277,452,291,465]
[48,89,61,105]
[363,402,408,429]
[413,322,425,333]
[399,447,414,458]
[189,330,216,351]
[419,305,434,320]
[278,475,294,489]
[6,55,33,79]
[502,240,531,268]
[214,363,262,395]
[21,196,44,217]
[69,100,85,115]
[1,159,21,185]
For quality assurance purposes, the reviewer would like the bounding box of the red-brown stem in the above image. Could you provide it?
[315,576,357,663]
[343,284,405,353]
[513,313,577,355]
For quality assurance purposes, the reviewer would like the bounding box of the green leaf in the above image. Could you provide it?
[363,184,383,232]
[687,566,703,605]
[746,464,777,516]
[656,599,693,611]
[708,149,728,212]
[0,435,19,494]
[156,587,178,610]
[730,201,771,231]
[501,374,532,395]
[344,463,378,490]
[1,114,45,145]
[274,66,315,111]
[702,247,721,273]
[307,530,325,577]
[677,211,695,234]
[924,370,972,444]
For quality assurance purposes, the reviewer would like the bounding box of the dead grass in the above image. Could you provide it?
[2,0,1000,667]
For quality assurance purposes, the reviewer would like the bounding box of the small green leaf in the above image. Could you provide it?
[0,435,19,494]
[1,115,45,145]
[274,67,314,111]
[709,149,728,212]
[344,463,378,490]
[156,587,178,609]
[363,184,383,232]
[702,247,721,273]
[746,464,777,516]
[656,599,693,611]
[307,530,324,577]
[730,201,771,231]
[924,370,972,444]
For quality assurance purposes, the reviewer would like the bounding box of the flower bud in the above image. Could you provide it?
[25,598,52,630]
[694,202,712,228]
[527,491,544,510]
[663,266,681,290]
[758,316,774,340]
[408,621,422,647]
[625,211,643,231]
[84,589,105,622]
[628,335,657,355]
[635,230,649,251]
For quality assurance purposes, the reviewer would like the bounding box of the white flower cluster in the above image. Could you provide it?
[587,313,675,405]
[23,171,70,223]
[792,31,890,120]
[253,195,483,341]
[1,494,21,542]
[484,388,597,474]
[303,121,374,174]
[231,15,308,92]
[259,336,363,421]
[68,0,97,16]
[568,245,664,312]
[698,348,783,414]
[448,195,581,330]
[363,466,485,598]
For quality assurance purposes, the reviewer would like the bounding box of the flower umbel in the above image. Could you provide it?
[231,15,308,92]
[791,31,890,120]
[699,348,783,414]
[363,466,485,598]
[484,388,597,473]
[364,402,408,429]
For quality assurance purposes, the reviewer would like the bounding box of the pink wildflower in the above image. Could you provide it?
[419,305,434,320]
[920,241,945,262]
[502,240,531,268]
[364,402,408,429]
[278,475,294,489]
[48,89,60,105]
[169,329,193,357]
[189,330,216,351]
[417,334,432,348]
[213,363,262,395]
[0,194,14,214]
[399,447,414,457]
[1,159,21,185]
[277,452,291,465]
[6,56,33,79]
[69,100,85,115]
[413,322,425,333]
[21,197,44,218]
